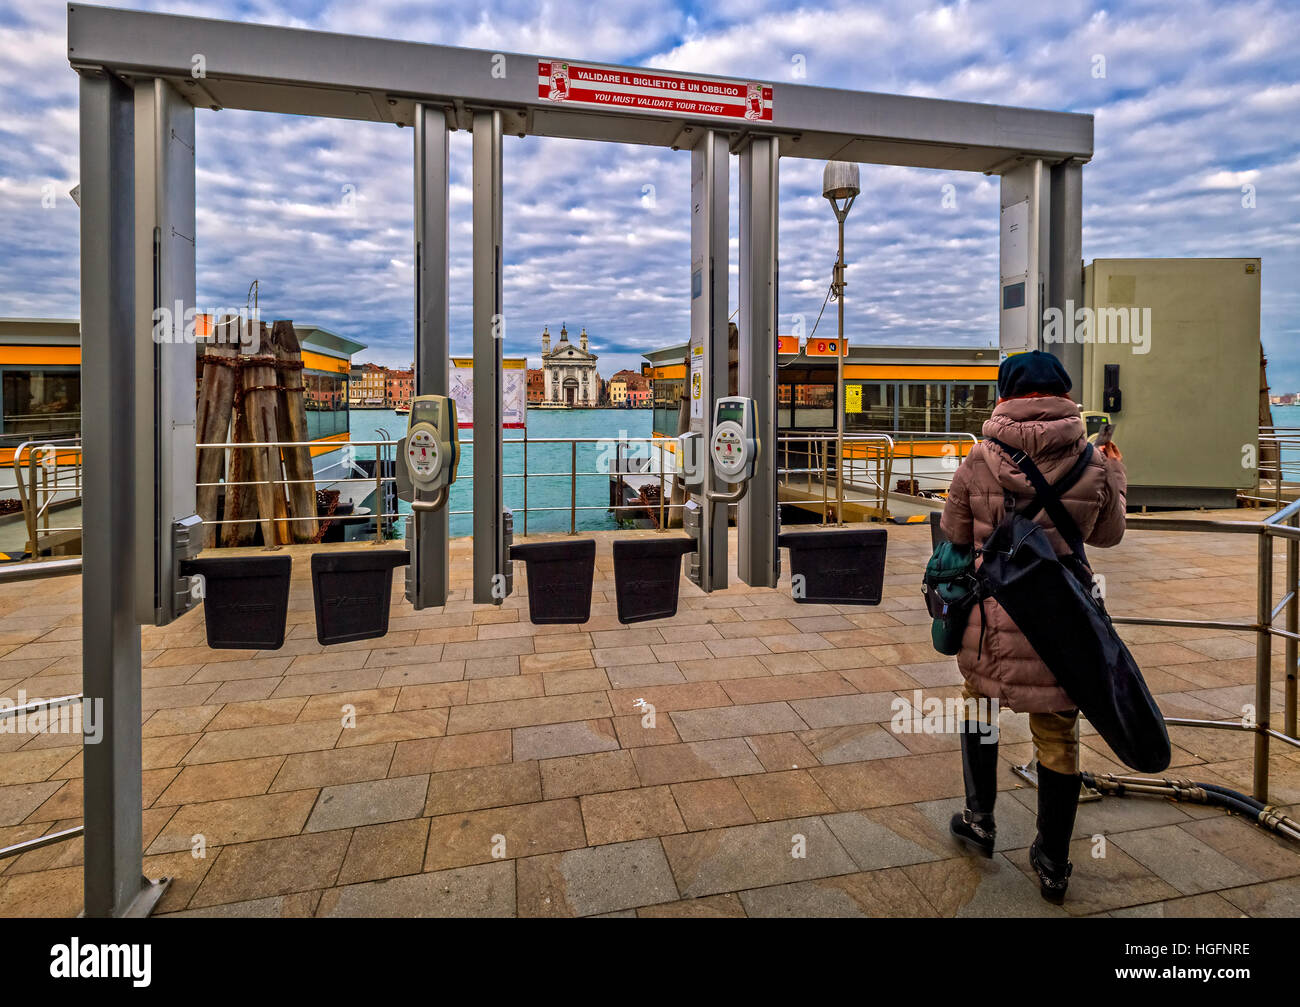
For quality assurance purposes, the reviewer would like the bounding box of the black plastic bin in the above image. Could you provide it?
[510,540,596,625]
[311,549,410,645]
[183,555,292,651]
[612,536,696,624]
[779,528,888,606]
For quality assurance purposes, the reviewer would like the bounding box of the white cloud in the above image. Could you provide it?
[0,0,1297,386]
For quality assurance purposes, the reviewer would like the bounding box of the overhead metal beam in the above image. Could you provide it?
[67,4,1093,171]
[472,110,505,605]
[410,104,451,609]
[737,136,779,588]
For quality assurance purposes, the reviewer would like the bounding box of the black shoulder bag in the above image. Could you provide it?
[978,438,1171,773]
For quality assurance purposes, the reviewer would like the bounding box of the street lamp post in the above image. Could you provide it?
[823,161,860,526]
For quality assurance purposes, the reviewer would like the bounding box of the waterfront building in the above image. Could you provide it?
[526,368,545,404]
[541,324,598,406]
[386,367,414,411]
[351,362,388,408]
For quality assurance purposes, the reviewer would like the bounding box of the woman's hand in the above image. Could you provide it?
[1099,440,1123,463]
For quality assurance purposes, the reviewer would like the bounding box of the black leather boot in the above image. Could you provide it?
[949,724,999,857]
[1030,762,1082,904]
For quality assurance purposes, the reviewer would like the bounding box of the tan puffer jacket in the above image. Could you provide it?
[940,395,1128,713]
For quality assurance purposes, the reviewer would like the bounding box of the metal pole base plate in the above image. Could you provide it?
[79,876,173,918]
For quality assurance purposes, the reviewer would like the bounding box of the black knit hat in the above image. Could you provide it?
[997,350,1072,399]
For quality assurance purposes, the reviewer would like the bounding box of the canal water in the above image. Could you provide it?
[349,407,654,537]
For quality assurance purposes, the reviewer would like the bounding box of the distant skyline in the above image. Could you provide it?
[1,1,1297,385]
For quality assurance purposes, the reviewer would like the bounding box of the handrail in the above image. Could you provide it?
[1116,503,1300,802]
[0,557,82,582]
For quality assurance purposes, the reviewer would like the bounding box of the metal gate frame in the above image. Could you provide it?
[69,1,1092,915]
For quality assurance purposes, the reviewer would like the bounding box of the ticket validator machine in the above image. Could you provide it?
[681,395,760,589]
[395,394,460,607]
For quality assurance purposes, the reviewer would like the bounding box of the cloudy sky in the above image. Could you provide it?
[1,0,1297,388]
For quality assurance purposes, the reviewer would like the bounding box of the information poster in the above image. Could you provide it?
[449,357,527,428]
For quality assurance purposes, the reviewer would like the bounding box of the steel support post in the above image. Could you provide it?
[738,136,779,588]
[1047,159,1084,395]
[998,159,1049,358]
[78,70,168,918]
[411,103,451,609]
[472,110,505,604]
[689,131,730,591]
[1255,533,1273,801]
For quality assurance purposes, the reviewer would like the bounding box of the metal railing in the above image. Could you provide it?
[11,437,83,557]
[777,432,894,522]
[1248,425,1300,509]
[1117,502,1300,802]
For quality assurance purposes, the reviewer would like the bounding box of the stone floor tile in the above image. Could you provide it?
[147,789,319,853]
[336,709,448,747]
[540,750,640,800]
[1218,878,1300,917]
[517,838,678,917]
[306,774,429,832]
[423,798,586,872]
[1005,839,1181,916]
[903,854,1068,917]
[788,692,900,729]
[580,785,685,845]
[270,744,393,792]
[632,739,765,786]
[317,861,515,917]
[1110,823,1260,895]
[636,892,746,917]
[662,816,855,897]
[799,723,910,765]
[734,770,836,822]
[154,755,284,807]
[513,719,618,761]
[669,701,807,742]
[183,721,343,765]
[669,778,757,831]
[445,692,613,735]
[336,817,431,885]
[744,732,819,772]
[740,867,936,917]
[424,761,542,816]
[188,830,351,908]
[1109,892,1246,918]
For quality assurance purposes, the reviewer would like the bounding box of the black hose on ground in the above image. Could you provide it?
[1081,771,1300,844]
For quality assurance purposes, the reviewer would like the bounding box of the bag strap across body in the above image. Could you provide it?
[985,437,1095,566]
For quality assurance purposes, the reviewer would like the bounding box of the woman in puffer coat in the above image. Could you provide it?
[939,351,1126,903]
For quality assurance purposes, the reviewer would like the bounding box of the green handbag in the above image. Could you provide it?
[922,540,978,656]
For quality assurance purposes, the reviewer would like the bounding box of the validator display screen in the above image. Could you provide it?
[716,402,746,424]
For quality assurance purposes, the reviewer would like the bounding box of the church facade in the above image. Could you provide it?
[540,324,599,406]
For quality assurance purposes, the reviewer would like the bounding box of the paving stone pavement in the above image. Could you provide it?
[0,517,1297,917]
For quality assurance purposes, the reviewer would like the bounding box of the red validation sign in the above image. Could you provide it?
[539,61,773,121]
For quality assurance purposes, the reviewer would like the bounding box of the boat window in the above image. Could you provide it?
[898,382,947,433]
[949,382,996,435]
[304,371,348,439]
[1,368,80,446]
[651,374,685,437]
[846,381,895,432]
[789,383,835,429]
